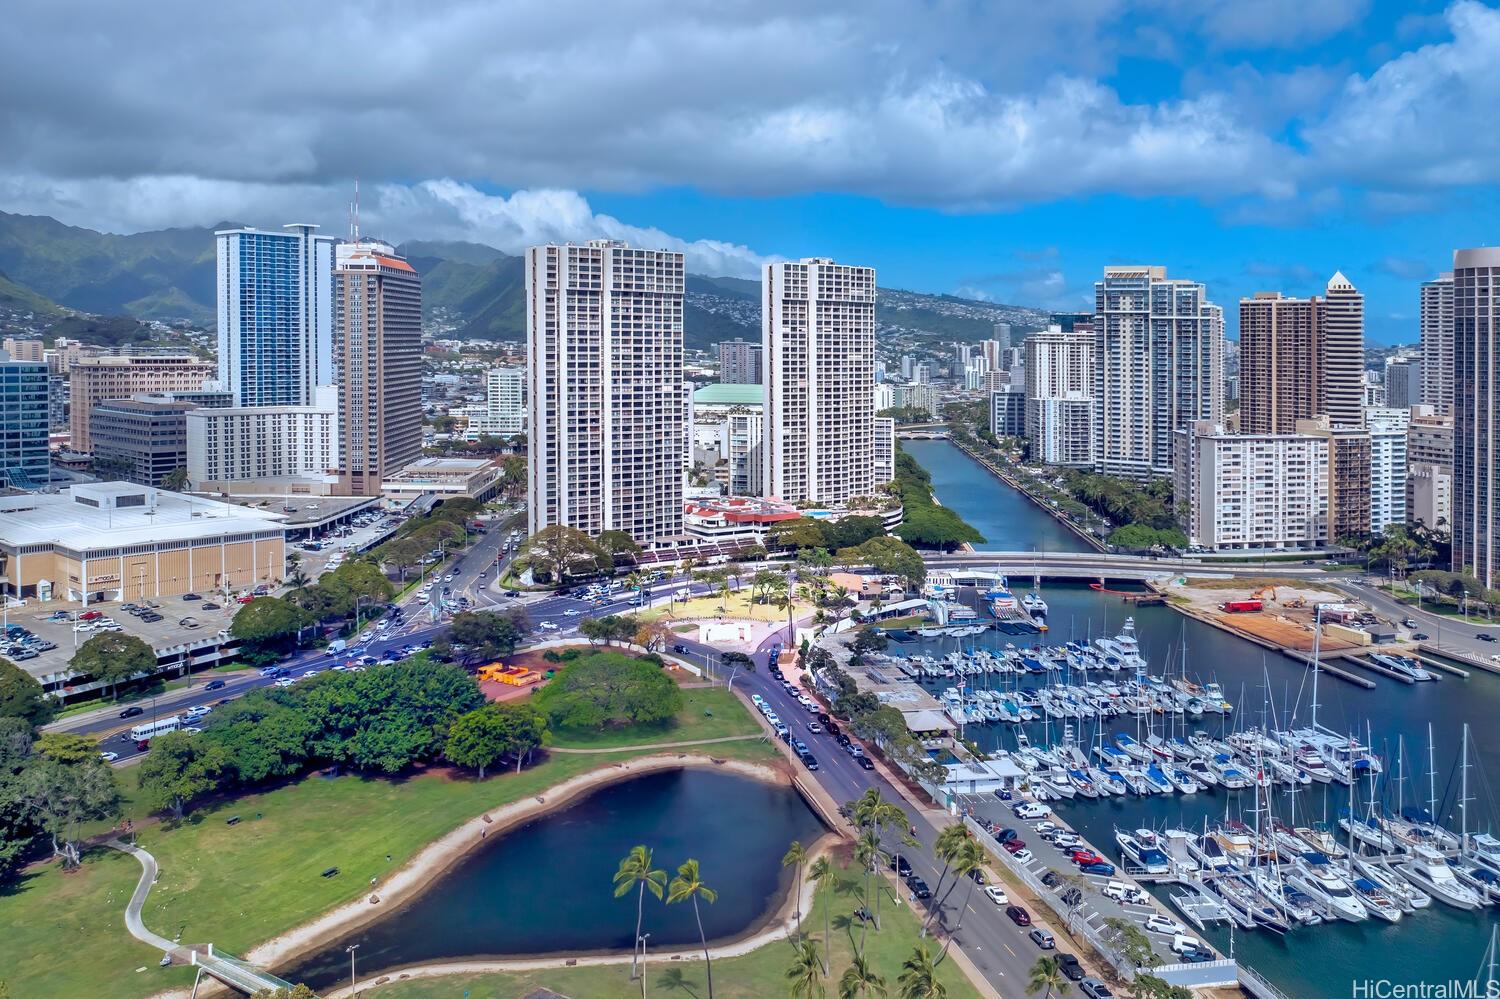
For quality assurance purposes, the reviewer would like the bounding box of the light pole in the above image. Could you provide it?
[346,942,359,996]
[637,932,650,999]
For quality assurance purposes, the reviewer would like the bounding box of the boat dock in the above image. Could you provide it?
[1409,651,1469,678]
[1334,654,1415,685]
[1171,604,1378,688]
[1418,642,1499,675]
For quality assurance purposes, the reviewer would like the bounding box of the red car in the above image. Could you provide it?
[1069,849,1105,867]
[79,610,103,621]
[1001,839,1028,853]
[1006,904,1032,926]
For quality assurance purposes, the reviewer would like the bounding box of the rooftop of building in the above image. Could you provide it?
[383,457,497,483]
[692,383,763,407]
[0,483,285,549]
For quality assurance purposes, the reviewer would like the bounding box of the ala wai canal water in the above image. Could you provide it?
[902,437,1499,996]
[288,769,825,989]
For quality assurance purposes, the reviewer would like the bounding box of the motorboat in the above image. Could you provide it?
[1143,764,1176,795]
[1165,766,1202,795]
[1209,755,1253,789]
[1468,832,1500,875]
[1186,758,1220,788]
[1350,854,1431,911]
[1022,591,1048,619]
[1396,844,1485,910]
[1115,829,1172,874]
[1454,861,1500,905]
[1369,653,1435,681]
[1287,854,1369,922]
[1339,809,1398,853]
[1293,745,1335,783]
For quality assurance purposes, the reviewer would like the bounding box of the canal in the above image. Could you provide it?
[287,768,826,989]
[903,440,1500,997]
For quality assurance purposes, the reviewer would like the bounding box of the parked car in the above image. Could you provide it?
[1002,839,1027,853]
[182,592,202,601]
[1080,978,1115,999]
[1028,927,1055,949]
[201,601,221,610]
[806,721,823,734]
[984,885,1009,906]
[1146,914,1186,936]
[892,855,913,878]
[1079,861,1116,876]
[906,876,931,900]
[1012,849,1035,864]
[1005,905,1031,926]
[1056,953,1085,982]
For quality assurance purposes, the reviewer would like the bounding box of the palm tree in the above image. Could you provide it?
[808,855,836,974]
[786,936,826,999]
[935,841,985,963]
[624,571,646,606]
[613,845,666,981]
[852,828,888,954]
[1027,956,1069,999]
[783,840,809,935]
[896,943,947,999]
[921,825,971,937]
[839,954,888,999]
[667,858,719,999]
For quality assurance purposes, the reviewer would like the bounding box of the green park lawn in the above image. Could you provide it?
[0,695,775,999]
[639,589,812,624]
[545,684,765,750]
[366,864,981,999]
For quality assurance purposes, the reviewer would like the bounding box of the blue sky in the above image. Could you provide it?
[5,0,1500,343]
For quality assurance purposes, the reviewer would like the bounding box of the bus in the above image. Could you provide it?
[129,715,182,744]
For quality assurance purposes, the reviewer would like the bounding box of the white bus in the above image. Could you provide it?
[129,715,182,743]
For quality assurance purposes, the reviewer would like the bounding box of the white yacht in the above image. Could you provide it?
[1287,855,1369,921]
[1397,844,1485,910]
[1350,854,1431,911]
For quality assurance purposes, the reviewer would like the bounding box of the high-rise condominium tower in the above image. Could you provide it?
[1239,292,1320,435]
[1093,266,1222,478]
[763,258,877,504]
[333,240,423,496]
[1420,272,1455,416]
[526,240,685,545]
[1453,248,1500,586]
[1318,272,1365,427]
[718,338,763,385]
[216,224,335,407]
[1024,323,1095,467]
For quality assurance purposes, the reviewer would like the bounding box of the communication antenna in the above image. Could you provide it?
[349,177,361,243]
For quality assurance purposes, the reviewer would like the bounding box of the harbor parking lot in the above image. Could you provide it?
[6,596,238,680]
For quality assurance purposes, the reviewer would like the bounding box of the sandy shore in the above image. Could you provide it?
[238,753,797,975]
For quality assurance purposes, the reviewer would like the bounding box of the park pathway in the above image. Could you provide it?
[546,733,764,755]
[108,837,178,954]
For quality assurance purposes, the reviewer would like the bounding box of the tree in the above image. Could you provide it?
[921,824,971,937]
[22,755,119,867]
[613,845,666,983]
[596,530,642,562]
[163,467,192,491]
[0,657,54,727]
[719,650,755,691]
[445,701,548,778]
[844,536,926,590]
[839,953,888,999]
[809,854,836,974]
[249,986,318,999]
[934,840,984,962]
[70,632,156,701]
[443,609,530,663]
[229,598,313,661]
[786,936,826,999]
[1106,523,1188,551]
[1131,975,1193,999]
[896,944,946,999]
[667,858,718,999]
[0,718,38,879]
[768,518,828,552]
[783,839,808,936]
[1102,916,1159,971]
[517,525,611,582]
[200,695,316,784]
[499,453,526,499]
[535,652,683,730]
[35,733,99,766]
[136,731,226,819]
[1027,957,1069,999]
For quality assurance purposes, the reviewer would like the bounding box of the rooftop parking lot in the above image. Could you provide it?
[4,593,239,681]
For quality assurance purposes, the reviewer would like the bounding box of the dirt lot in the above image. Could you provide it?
[1171,577,1369,653]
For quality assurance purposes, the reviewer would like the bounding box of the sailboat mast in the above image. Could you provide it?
[1461,722,1471,853]
[1428,722,1439,821]
[1309,606,1322,733]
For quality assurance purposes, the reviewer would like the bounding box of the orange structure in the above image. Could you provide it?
[477,663,544,687]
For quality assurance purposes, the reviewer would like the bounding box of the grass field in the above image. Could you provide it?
[0,694,775,999]
[547,685,765,749]
[360,864,981,999]
[640,589,811,625]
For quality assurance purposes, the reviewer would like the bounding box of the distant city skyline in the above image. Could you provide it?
[6,2,1500,345]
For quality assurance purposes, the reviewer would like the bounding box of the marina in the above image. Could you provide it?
[899,438,1500,999]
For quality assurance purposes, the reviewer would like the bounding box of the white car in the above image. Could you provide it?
[1145,914,1186,936]
[273,678,297,688]
[360,631,375,642]
[563,609,581,616]
[1011,848,1034,864]
[750,694,765,707]
[984,885,1009,906]
[99,751,119,763]
[539,621,559,631]
[1013,801,1051,820]
[72,622,94,632]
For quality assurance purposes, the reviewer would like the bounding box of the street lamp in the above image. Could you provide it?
[636,933,651,999]
[346,943,360,996]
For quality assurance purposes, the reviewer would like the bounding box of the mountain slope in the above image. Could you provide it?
[0,269,66,318]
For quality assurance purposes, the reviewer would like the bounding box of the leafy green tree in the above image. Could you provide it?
[249,985,318,999]
[534,652,683,730]
[517,525,612,582]
[1131,975,1192,999]
[22,755,120,867]
[439,609,529,663]
[136,731,226,819]
[199,696,316,784]
[768,518,828,552]
[613,845,667,983]
[0,657,54,727]
[229,597,313,661]
[1107,524,1188,550]
[820,515,886,551]
[896,944,946,999]
[667,858,718,999]
[71,632,156,701]
[786,935,826,999]
[840,953,887,998]
[1102,916,1160,971]
[0,717,38,879]
[844,536,927,590]
[1027,956,1068,999]
[444,701,548,778]
[35,733,99,765]
[596,529,642,560]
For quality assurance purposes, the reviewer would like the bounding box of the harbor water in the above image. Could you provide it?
[900,437,1499,995]
[286,768,826,989]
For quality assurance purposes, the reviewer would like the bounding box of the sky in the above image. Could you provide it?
[4,1,1500,343]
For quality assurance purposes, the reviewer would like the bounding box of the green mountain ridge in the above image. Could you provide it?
[0,214,1048,348]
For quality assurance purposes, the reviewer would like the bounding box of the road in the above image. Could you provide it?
[1339,577,1500,659]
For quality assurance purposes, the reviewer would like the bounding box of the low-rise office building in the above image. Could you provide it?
[0,483,286,603]
[379,457,502,503]
[89,398,195,487]
[186,387,340,493]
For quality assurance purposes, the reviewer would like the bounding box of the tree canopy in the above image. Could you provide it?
[840,535,927,589]
[70,632,156,700]
[136,731,226,819]
[0,657,54,728]
[444,701,549,778]
[436,609,530,663]
[535,652,684,729]
[1107,523,1188,551]
[517,525,613,582]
